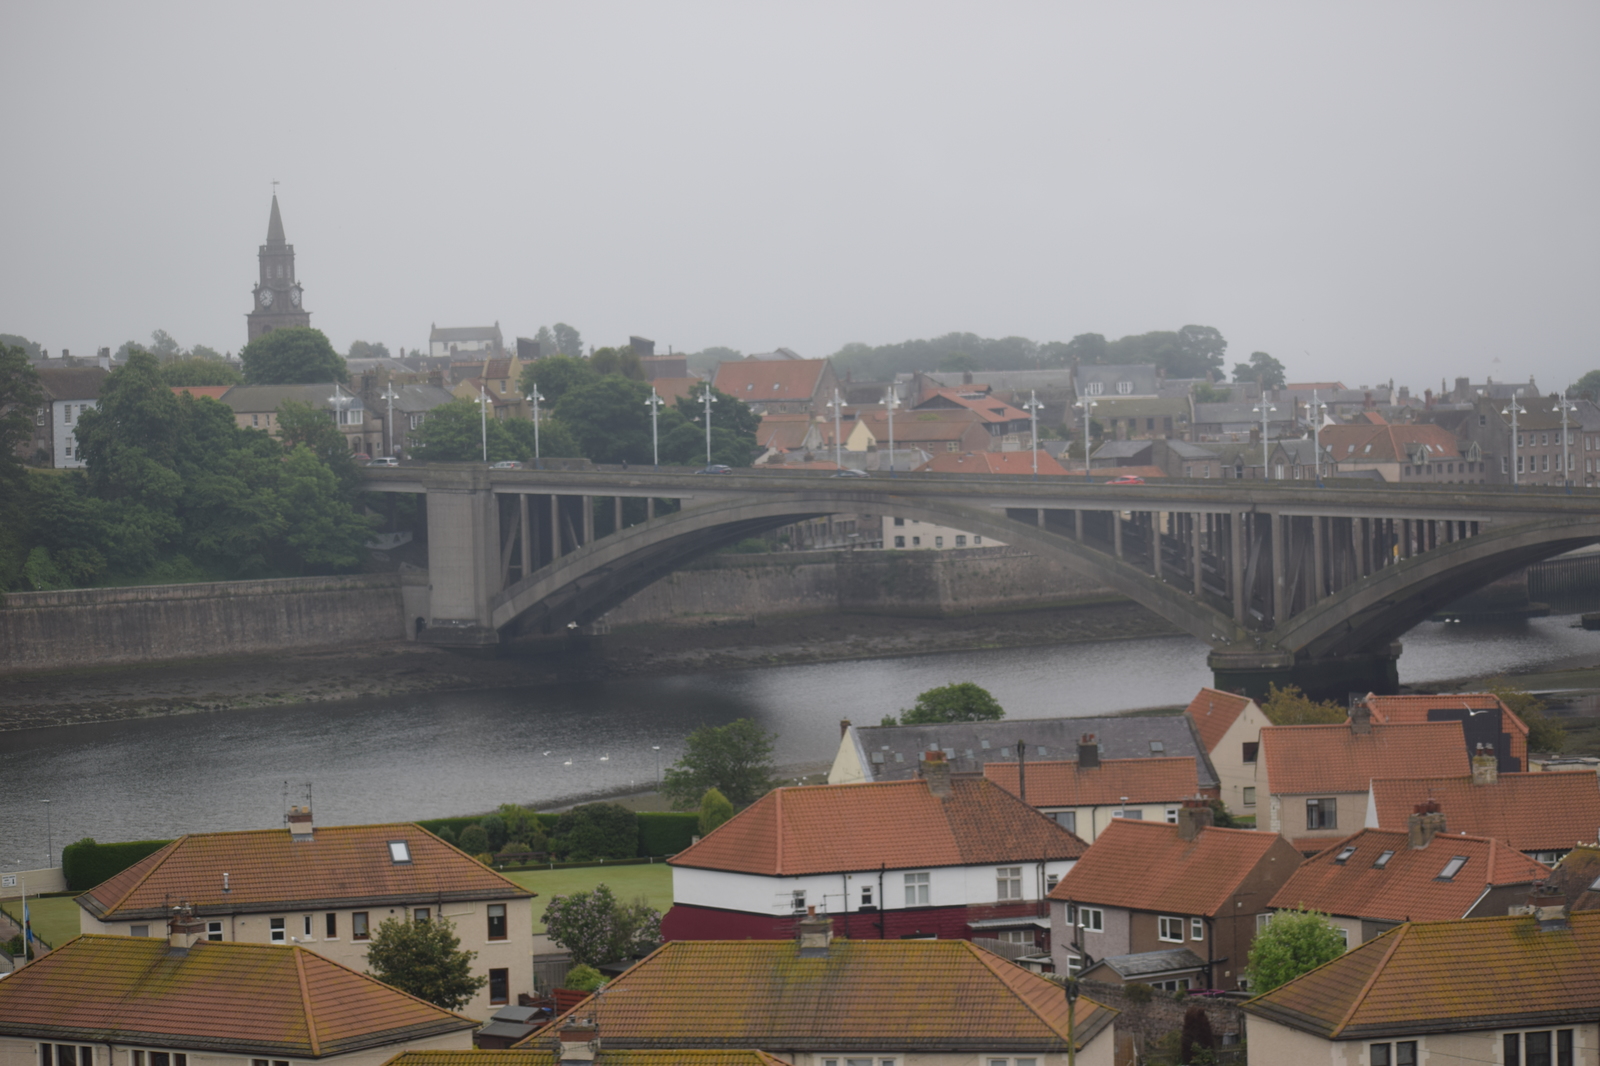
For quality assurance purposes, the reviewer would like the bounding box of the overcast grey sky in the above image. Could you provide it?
[3,2,1596,389]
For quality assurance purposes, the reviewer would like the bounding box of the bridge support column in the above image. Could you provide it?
[551,495,563,558]
[1230,513,1245,625]
[519,494,532,579]
[1113,510,1123,559]
[583,497,595,545]
[1209,642,1402,702]
[417,475,501,647]
[1192,512,1203,596]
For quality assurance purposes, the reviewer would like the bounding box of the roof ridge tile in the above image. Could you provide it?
[1331,924,1409,1038]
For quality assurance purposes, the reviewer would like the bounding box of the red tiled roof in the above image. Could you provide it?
[713,360,827,402]
[648,377,703,405]
[1549,846,1600,912]
[170,385,234,400]
[1320,422,1461,463]
[918,388,1031,424]
[80,822,532,921]
[1261,721,1470,796]
[1184,688,1256,754]
[916,451,1070,475]
[856,408,988,443]
[1368,774,1600,853]
[1267,828,1549,922]
[515,940,1115,1053]
[1362,692,1528,767]
[386,1053,789,1066]
[1244,911,1600,1039]
[0,935,473,1053]
[755,412,816,450]
[984,757,1201,806]
[1048,819,1296,917]
[669,777,1085,876]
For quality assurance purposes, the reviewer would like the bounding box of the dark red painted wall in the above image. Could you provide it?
[661,901,1048,943]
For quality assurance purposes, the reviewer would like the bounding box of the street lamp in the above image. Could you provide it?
[41,800,51,868]
[1555,397,1578,491]
[1022,389,1044,479]
[1310,389,1326,485]
[1504,400,1526,486]
[527,390,546,468]
[1253,402,1277,479]
[879,387,900,477]
[652,744,662,786]
[645,389,664,469]
[1073,397,1097,481]
[477,383,492,462]
[826,388,846,471]
[380,384,400,457]
[697,386,718,465]
[328,382,354,454]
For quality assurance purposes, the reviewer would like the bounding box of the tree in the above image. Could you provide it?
[240,327,348,384]
[348,340,392,360]
[1062,332,1108,365]
[552,322,583,358]
[275,399,357,482]
[590,346,646,381]
[1193,381,1232,403]
[274,445,375,572]
[0,344,43,493]
[542,883,662,967]
[551,803,637,861]
[159,358,242,387]
[458,823,490,855]
[1245,908,1346,993]
[1485,677,1566,753]
[148,329,182,360]
[1180,1005,1216,1065]
[532,326,558,359]
[900,682,1004,724]
[685,345,742,377]
[1568,370,1600,400]
[1175,325,1229,378]
[673,386,760,440]
[1259,683,1345,725]
[407,399,520,462]
[698,787,735,836]
[189,344,225,362]
[562,963,605,992]
[520,355,597,406]
[555,377,666,465]
[503,414,582,460]
[1233,351,1286,389]
[363,914,487,1011]
[661,718,777,810]
[0,333,42,360]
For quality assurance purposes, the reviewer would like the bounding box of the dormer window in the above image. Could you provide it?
[1117,381,1133,395]
[1086,382,1103,396]
[1150,741,1164,754]
[388,840,412,864]
[1373,850,1395,869]
[1437,856,1467,881]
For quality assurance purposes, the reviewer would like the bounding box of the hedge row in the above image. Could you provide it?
[416,811,696,858]
[62,838,173,892]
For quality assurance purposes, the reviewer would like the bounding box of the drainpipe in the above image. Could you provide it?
[878,863,886,939]
[1018,739,1027,806]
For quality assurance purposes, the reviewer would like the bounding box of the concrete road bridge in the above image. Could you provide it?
[360,464,1600,698]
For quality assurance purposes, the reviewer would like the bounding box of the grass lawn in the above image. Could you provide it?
[504,863,673,933]
[1,895,83,950]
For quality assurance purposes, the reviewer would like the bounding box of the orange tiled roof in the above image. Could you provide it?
[170,385,234,400]
[669,777,1085,876]
[1184,688,1255,754]
[648,376,704,405]
[1048,819,1297,917]
[1267,828,1549,922]
[1363,692,1529,765]
[1244,910,1600,1039]
[918,388,1031,424]
[0,935,473,1053]
[80,822,531,921]
[1367,774,1600,853]
[1548,846,1600,912]
[384,1053,790,1066]
[856,408,987,442]
[1261,721,1469,796]
[1320,422,1461,463]
[984,757,1201,806]
[755,412,816,450]
[916,451,1070,476]
[713,360,827,402]
[515,939,1115,1053]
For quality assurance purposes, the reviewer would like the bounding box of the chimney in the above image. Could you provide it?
[796,905,833,957]
[1176,798,1213,842]
[98,347,110,370]
[1350,699,1372,735]
[1407,799,1446,849]
[840,718,852,739]
[287,804,314,841]
[1075,733,1100,770]
[167,903,204,954]
[556,1016,600,1065]
[922,750,952,798]
[1017,738,1027,806]
[1471,743,1499,786]
[1515,882,1569,931]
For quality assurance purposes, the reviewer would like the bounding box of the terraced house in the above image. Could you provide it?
[73,809,534,1018]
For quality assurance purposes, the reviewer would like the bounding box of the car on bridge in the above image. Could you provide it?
[490,460,526,470]
[695,464,734,474]
[1106,474,1146,485]
[366,457,400,467]
[831,468,870,478]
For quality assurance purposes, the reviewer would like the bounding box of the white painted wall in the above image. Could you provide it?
[674,859,1075,917]
[0,1029,470,1066]
[1210,701,1271,816]
[54,400,96,468]
[1242,1019,1599,1066]
[0,868,66,900]
[1038,805,1180,844]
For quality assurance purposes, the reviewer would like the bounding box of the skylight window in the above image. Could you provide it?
[1437,856,1467,881]
[1150,741,1165,754]
[1334,846,1357,864]
[1373,850,1395,869]
[388,840,412,864]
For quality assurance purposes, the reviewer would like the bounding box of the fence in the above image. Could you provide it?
[1529,554,1600,608]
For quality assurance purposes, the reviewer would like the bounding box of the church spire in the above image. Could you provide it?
[266,194,286,246]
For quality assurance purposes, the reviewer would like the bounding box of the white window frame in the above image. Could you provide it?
[904,871,930,907]
[1158,915,1185,942]
[1191,917,1204,941]
[269,917,286,943]
[1075,906,1104,932]
[996,866,1023,900]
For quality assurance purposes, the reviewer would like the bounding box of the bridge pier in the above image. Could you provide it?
[1209,642,1402,703]
[417,476,501,647]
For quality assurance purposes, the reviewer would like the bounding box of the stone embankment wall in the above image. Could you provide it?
[0,574,405,673]
[602,546,1116,626]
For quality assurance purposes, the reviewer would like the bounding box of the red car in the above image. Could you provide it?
[1106,475,1146,485]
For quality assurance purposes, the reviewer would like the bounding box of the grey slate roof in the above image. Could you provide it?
[220,384,356,414]
[36,367,108,401]
[431,323,503,344]
[1092,440,1154,460]
[1077,364,1161,396]
[1090,948,1207,980]
[1193,402,1298,425]
[388,384,458,413]
[1164,440,1219,459]
[850,714,1219,791]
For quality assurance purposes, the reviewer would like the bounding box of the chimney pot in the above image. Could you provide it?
[287,804,314,840]
[1077,734,1100,770]
[922,750,952,798]
[796,910,834,956]
[1408,803,1446,848]
[1176,799,1213,841]
[1471,745,1499,786]
[1350,699,1373,735]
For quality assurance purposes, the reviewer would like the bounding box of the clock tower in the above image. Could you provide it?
[246,194,311,343]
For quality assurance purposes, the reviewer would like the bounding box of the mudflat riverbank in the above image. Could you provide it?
[0,601,1180,733]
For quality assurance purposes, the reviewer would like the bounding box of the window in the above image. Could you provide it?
[325,913,337,938]
[1117,381,1132,395]
[1437,856,1468,881]
[252,414,260,427]
[269,917,286,943]
[1053,811,1077,833]
[1158,916,1185,942]
[352,912,370,940]
[997,929,1034,945]
[1045,874,1060,893]
[893,517,905,526]
[791,890,807,913]
[1074,906,1104,931]
[129,925,149,938]
[1334,846,1357,864]
[911,536,921,546]
[1112,809,1143,820]
[413,907,430,922]
[861,884,874,908]
[996,867,1022,900]
[62,406,72,424]
[388,840,412,863]
[251,1059,289,1066]
[43,1047,98,1066]
[488,967,509,1005]
[1256,912,1273,932]
[303,915,314,937]
[973,536,982,544]
[894,536,905,547]
[1086,382,1103,396]
[1306,797,1337,830]
[1241,741,1258,763]
[1373,850,1394,869]
[1152,978,1190,992]
[1165,808,1179,824]
[1242,787,1256,806]
[207,920,223,941]
[934,536,944,548]
[955,535,966,547]
[1505,1029,1575,1066]
[1191,918,1204,940]
[1368,1042,1417,1066]
[904,872,930,906]
[488,903,507,940]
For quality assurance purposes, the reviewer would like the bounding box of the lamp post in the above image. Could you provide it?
[477,383,491,462]
[380,384,400,457]
[1074,397,1097,481]
[526,390,545,468]
[879,387,900,476]
[652,744,661,786]
[1022,389,1044,479]
[697,386,718,464]
[1310,389,1325,485]
[41,800,52,868]
[1253,402,1277,479]
[328,382,354,455]
[1555,397,1578,491]
[645,389,664,469]
[1504,400,1526,486]
[827,388,846,471]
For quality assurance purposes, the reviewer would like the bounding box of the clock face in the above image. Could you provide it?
[289,288,301,308]
[259,288,274,308]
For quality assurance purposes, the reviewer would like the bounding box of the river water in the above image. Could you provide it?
[4,612,1599,864]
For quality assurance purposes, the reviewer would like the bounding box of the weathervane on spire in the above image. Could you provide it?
[271,178,279,194]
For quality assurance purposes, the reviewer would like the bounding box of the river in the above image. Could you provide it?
[4,611,1598,863]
